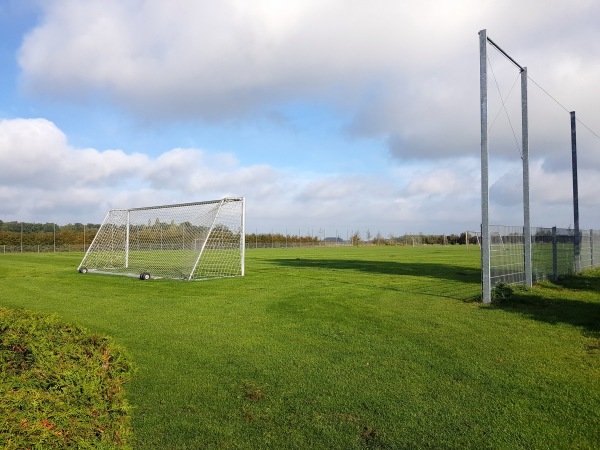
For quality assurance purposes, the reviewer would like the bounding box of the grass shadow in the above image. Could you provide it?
[269,258,480,284]
[496,294,600,335]
[492,270,600,335]
[555,270,600,293]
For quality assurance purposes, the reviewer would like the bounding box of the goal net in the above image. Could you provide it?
[78,197,245,280]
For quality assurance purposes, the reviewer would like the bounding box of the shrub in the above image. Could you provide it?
[0,307,134,449]
[491,282,514,303]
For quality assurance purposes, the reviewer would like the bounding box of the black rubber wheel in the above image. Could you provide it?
[140,272,151,280]
[78,267,88,274]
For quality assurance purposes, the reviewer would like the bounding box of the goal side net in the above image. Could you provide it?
[78,197,245,280]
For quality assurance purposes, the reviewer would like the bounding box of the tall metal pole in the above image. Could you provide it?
[241,197,246,276]
[125,211,130,269]
[521,68,532,286]
[571,111,580,272]
[479,29,491,303]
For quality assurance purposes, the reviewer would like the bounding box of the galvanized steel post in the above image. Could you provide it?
[479,29,491,303]
[552,226,558,281]
[571,111,580,272]
[522,68,532,287]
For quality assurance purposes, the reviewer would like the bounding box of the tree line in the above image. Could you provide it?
[0,221,100,246]
[0,220,480,247]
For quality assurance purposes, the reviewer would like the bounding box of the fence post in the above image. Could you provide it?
[552,226,558,282]
[590,230,594,268]
[571,111,580,274]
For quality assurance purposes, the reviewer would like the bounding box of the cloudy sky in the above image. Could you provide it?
[1,0,599,236]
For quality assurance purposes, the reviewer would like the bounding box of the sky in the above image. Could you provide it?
[1,0,599,237]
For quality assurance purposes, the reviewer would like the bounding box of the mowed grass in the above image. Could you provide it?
[0,246,598,449]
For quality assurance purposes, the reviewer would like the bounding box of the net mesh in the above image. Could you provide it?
[79,198,244,280]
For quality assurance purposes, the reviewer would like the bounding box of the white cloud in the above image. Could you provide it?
[0,118,274,223]
[489,157,600,228]
[17,0,600,162]
[2,118,598,233]
[144,147,280,196]
[0,118,494,233]
[7,1,600,233]
[0,118,149,189]
[404,167,474,198]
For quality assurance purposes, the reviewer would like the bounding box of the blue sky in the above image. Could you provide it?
[1,0,599,236]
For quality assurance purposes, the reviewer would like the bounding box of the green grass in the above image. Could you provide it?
[82,248,242,279]
[0,246,598,449]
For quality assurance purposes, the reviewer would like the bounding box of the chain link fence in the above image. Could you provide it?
[1,244,92,253]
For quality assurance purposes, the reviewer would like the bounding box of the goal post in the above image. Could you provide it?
[465,230,481,250]
[479,29,532,302]
[78,197,245,280]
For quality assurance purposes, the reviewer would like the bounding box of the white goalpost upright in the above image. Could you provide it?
[490,231,507,251]
[78,197,245,280]
[465,230,481,250]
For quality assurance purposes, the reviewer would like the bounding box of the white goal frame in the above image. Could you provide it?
[465,230,481,250]
[78,197,245,280]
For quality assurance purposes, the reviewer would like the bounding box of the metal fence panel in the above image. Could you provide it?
[490,225,599,287]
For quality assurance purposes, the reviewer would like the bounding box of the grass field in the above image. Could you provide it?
[1,246,599,449]
[81,248,243,280]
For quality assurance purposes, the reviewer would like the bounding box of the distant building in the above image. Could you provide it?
[323,236,345,243]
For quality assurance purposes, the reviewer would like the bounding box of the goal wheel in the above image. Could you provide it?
[78,267,88,274]
[140,272,151,280]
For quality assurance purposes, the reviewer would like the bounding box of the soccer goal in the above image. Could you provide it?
[78,197,245,280]
[490,231,507,251]
[465,231,481,250]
